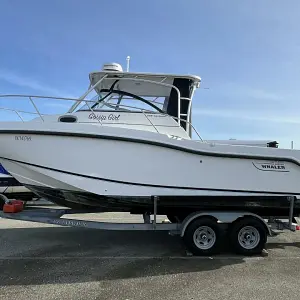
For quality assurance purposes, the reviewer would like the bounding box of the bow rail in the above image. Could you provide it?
[0,94,203,140]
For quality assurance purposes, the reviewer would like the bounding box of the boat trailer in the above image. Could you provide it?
[0,195,299,256]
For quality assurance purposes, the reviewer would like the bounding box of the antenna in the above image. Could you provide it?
[126,56,130,72]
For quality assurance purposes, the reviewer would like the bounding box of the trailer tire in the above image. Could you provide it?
[183,217,221,256]
[229,217,267,255]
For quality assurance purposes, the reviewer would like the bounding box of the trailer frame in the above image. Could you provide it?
[0,195,299,256]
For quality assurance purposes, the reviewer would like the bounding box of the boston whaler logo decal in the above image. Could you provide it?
[252,161,289,172]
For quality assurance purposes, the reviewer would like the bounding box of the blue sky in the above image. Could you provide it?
[0,0,300,148]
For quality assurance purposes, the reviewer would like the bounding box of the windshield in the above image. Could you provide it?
[77,90,167,113]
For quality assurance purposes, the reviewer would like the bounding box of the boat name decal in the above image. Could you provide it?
[15,135,32,141]
[88,113,121,121]
[252,161,289,172]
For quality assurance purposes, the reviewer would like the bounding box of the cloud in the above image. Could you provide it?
[0,69,76,98]
[193,108,300,125]
[216,82,284,102]
[240,87,282,102]
[193,108,300,149]
[42,101,75,109]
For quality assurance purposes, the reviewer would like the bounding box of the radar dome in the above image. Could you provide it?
[102,63,123,72]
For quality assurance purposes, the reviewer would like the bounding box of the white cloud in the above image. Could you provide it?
[193,108,300,125]
[216,82,284,102]
[0,69,76,98]
[240,87,283,102]
[42,101,75,109]
[193,108,300,149]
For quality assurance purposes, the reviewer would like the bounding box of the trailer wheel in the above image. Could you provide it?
[229,217,267,255]
[183,217,221,256]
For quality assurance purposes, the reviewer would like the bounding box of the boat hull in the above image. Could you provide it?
[1,123,300,214]
[23,184,300,217]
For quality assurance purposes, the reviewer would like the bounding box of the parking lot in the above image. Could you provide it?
[1,211,300,300]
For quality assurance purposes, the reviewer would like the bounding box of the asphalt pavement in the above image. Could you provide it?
[1,211,300,300]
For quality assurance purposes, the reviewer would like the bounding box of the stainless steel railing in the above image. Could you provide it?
[0,94,203,140]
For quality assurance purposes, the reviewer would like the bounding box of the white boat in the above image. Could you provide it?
[0,62,299,217]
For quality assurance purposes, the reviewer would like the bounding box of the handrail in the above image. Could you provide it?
[79,101,203,141]
[0,73,188,127]
[0,94,83,101]
[142,111,159,133]
[63,74,183,123]
[29,96,44,121]
[68,74,108,113]
[0,107,49,116]
[0,108,24,121]
[187,85,197,135]
[100,77,182,125]
[0,95,97,123]
[83,100,102,124]
[0,94,202,140]
[169,115,203,141]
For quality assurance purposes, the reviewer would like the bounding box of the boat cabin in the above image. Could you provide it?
[0,63,280,147]
[66,63,201,139]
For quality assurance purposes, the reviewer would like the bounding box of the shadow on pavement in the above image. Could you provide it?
[266,242,300,250]
[0,227,247,286]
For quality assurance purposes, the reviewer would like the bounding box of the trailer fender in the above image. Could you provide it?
[180,211,271,237]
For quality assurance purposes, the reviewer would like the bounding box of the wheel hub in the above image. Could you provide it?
[193,226,216,250]
[238,226,260,250]
[244,233,251,240]
[200,234,207,240]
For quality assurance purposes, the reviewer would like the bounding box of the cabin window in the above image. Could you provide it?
[77,91,167,114]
